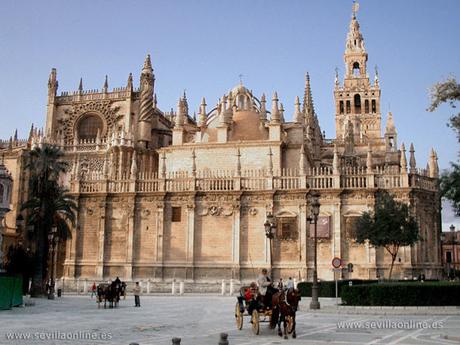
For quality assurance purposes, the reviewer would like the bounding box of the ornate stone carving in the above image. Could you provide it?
[249,208,258,216]
[60,101,122,142]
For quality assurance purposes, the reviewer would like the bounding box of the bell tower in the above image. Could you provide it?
[334,1,381,142]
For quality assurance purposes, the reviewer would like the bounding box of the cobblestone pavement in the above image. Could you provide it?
[0,296,459,345]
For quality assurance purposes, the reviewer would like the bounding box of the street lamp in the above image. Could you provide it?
[450,225,456,278]
[308,192,321,310]
[47,226,59,300]
[264,214,276,279]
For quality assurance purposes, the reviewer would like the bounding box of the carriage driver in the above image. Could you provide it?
[257,268,274,309]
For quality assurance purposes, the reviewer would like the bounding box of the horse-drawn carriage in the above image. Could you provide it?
[96,280,126,309]
[234,285,300,338]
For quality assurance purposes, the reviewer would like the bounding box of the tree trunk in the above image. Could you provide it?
[388,254,397,280]
[30,222,46,297]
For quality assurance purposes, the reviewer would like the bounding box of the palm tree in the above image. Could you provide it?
[21,145,77,296]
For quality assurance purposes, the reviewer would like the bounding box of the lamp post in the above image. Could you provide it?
[450,225,456,277]
[47,226,58,300]
[264,214,276,280]
[309,192,321,310]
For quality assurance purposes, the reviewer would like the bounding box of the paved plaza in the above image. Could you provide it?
[0,295,459,345]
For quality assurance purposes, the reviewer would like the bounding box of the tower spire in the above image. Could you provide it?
[302,72,314,119]
[138,54,155,146]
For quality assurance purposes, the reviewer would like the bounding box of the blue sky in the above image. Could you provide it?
[0,0,459,227]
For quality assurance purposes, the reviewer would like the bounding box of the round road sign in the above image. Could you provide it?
[332,257,342,268]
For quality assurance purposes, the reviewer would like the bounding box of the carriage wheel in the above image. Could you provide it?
[286,316,294,334]
[251,310,260,335]
[235,302,243,330]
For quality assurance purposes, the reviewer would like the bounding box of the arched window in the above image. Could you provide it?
[352,62,360,76]
[354,94,361,114]
[364,100,369,113]
[346,101,351,114]
[77,114,103,140]
[371,100,377,113]
[339,101,344,114]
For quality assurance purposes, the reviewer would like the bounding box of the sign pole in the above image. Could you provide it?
[331,257,342,307]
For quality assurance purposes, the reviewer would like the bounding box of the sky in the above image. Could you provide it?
[0,0,459,229]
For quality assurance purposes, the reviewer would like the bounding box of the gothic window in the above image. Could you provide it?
[172,207,181,222]
[77,114,103,140]
[339,101,344,114]
[346,100,351,114]
[364,100,369,113]
[354,94,361,114]
[371,100,377,113]
[352,62,360,76]
[277,218,298,240]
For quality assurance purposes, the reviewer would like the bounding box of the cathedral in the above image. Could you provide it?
[0,5,442,288]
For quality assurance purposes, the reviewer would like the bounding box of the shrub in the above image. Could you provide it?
[297,280,378,297]
[341,282,460,306]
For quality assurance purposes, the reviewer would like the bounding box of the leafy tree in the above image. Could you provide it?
[4,244,35,294]
[355,191,419,280]
[428,77,460,215]
[21,145,77,297]
[428,77,460,139]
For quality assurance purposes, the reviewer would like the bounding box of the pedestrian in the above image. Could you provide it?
[286,277,294,290]
[90,282,97,298]
[277,278,284,290]
[133,282,141,307]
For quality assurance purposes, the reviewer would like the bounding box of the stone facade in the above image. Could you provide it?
[0,5,443,284]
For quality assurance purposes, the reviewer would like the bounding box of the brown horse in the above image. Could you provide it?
[270,288,301,338]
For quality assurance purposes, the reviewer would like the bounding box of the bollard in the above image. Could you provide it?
[172,337,181,344]
[179,281,184,295]
[147,279,151,294]
[84,279,88,295]
[221,280,226,296]
[229,279,234,296]
[171,281,176,295]
[218,333,229,345]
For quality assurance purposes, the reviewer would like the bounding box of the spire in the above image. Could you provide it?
[333,143,340,174]
[268,147,273,175]
[78,78,83,92]
[385,112,396,133]
[198,97,207,127]
[345,1,366,54]
[400,143,407,173]
[279,103,285,123]
[303,73,314,119]
[142,54,153,74]
[153,93,157,108]
[175,96,186,128]
[236,147,241,176]
[127,73,133,91]
[428,148,439,178]
[182,90,189,115]
[294,96,303,123]
[48,68,58,97]
[260,93,267,121]
[130,151,137,179]
[270,92,280,123]
[366,143,373,174]
[191,149,196,176]
[409,143,416,173]
[299,143,306,175]
[103,75,108,92]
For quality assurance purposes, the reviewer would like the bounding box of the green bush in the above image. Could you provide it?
[341,282,460,306]
[297,279,378,297]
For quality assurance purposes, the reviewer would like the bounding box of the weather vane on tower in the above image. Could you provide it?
[352,0,359,17]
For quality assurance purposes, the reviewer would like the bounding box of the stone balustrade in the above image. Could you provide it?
[69,166,438,194]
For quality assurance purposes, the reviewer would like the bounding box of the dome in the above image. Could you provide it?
[230,83,251,98]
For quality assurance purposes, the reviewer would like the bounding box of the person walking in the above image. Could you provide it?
[133,282,141,307]
[286,277,294,290]
[90,282,97,298]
